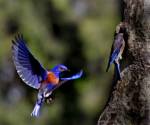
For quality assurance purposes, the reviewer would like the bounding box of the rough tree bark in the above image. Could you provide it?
[97,0,150,125]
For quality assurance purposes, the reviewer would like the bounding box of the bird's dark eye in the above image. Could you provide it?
[59,67,65,71]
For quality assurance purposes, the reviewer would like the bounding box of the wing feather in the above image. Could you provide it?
[12,34,47,89]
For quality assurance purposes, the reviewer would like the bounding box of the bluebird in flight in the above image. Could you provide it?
[106,33,125,80]
[12,34,83,117]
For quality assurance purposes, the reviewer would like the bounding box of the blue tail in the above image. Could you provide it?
[31,93,44,117]
[31,103,41,117]
[114,62,121,80]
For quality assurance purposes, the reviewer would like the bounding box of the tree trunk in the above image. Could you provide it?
[97,0,150,125]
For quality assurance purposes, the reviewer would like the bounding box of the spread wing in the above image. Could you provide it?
[60,70,83,81]
[53,70,83,90]
[12,34,47,89]
[43,70,83,98]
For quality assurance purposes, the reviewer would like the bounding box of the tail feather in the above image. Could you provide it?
[31,103,41,117]
[106,62,110,72]
[114,62,121,80]
[31,96,44,117]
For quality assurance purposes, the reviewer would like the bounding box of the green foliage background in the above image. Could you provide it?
[0,0,120,125]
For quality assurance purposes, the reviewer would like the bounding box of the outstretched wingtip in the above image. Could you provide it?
[12,40,16,45]
[78,70,83,78]
[60,69,83,81]
[14,33,24,43]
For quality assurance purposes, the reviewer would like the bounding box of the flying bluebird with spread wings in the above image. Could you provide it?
[106,33,125,80]
[12,34,83,117]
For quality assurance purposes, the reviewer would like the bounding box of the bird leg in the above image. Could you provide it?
[44,91,54,104]
[46,97,53,104]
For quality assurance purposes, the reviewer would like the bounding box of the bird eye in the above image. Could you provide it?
[59,67,65,71]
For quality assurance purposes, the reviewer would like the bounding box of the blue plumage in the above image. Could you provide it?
[61,70,83,81]
[114,62,121,80]
[51,64,68,77]
[106,48,120,72]
[106,33,125,80]
[12,34,83,117]
[12,34,47,89]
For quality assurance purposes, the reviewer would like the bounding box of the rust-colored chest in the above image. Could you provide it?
[42,72,59,85]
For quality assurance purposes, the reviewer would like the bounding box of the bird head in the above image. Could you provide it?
[51,64,69,74]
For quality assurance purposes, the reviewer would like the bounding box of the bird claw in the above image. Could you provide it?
[46,97,53,104]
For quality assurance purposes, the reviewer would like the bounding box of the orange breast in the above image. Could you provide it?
[45,72,59,85]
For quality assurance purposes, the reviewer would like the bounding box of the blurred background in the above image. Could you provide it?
[0,0,121,125]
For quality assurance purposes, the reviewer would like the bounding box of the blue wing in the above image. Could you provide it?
[109,49,120,64]
[106,33,124,72]
[12,34,47,89]
[60,70,83,81]
[106,48,120,72]
[44,70,83,94]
